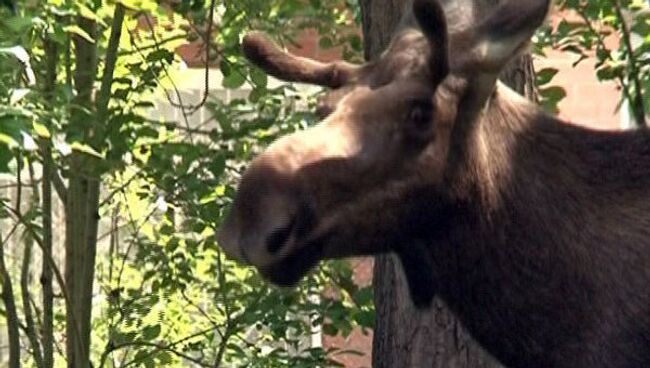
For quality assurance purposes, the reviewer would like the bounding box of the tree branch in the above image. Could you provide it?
[0,276,21,366]
[96,3,126,126]
[109,328,218,368]
[0,228,21,368]
[49,162,67,204]
[614,0,646,127]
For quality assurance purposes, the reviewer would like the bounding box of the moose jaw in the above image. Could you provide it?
[217,0,650,367]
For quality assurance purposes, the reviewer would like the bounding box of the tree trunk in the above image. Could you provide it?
[360,1,536,367]
[64,7,124,366]
[66,15,99,368]
[41,34,57,368]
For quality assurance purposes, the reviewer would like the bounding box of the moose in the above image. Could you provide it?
[217,0,650,366]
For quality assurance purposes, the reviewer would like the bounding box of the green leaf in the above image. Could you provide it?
[70,142,104,158]
[220,60,232,77]
[3,17,34,34]
[119,0,158,12]
[77,4,107,27]
[33,122,50,138]
[222,70,247,89]
[539,85,567,114]
[250,67,268,88]
[352,287,373,306]
[134,349,150,362]
[112,331,136,345]
[535,68,559,86]
[142,324,161,340]
[63,25,95,43]
[353,310,375,329]
[157,351,173,364]
[147,49,174,63]
[540,86,567,102]
[321,323,338,336]
[0,146,13,173]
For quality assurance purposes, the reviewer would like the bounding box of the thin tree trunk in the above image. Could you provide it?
[41,148,55,368]
[65,172,100,368]
[361,1,535,366]
[66,14,99,368]
[41,35,58,368]
[65,6,125,366]
[22,161,45,368]
[1,161,23,368]
[0,229,21,368]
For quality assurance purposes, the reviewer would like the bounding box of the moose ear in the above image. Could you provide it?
[461,0,550,71]
[442,0,551,73]
[412,0,449,83]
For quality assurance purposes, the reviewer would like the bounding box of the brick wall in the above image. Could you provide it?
[535,49,621,130]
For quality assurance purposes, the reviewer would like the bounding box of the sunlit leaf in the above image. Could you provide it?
[70,142,104,158]
[33,122,50,138]
[63,25,95,43]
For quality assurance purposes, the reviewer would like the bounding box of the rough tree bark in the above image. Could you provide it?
[65,15,99,368]
[360,0,536,366]
[65,6,125,367]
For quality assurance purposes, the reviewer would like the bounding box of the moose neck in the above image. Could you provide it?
[431,82,650,368]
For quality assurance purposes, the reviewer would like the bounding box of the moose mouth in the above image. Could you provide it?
[257,202,325,286]
[259,236,325,286]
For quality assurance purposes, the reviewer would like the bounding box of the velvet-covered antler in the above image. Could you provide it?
[242,32,360,88]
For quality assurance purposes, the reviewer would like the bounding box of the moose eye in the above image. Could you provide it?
[406,100,434,138]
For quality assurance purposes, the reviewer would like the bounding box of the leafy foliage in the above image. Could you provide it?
[534,0,649,123]
[0,0,369,366]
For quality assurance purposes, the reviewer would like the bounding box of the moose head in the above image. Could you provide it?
[219,0,650,366]
[218,0,549,285]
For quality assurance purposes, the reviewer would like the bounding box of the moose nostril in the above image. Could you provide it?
[266,217,296,254]
[293,202,316,239]
[265,203,316,255]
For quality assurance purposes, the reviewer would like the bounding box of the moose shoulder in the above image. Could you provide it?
[217,0,650,367]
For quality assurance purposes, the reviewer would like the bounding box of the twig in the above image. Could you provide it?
[98,169,145,208]
[613,0,647,127]
[117,34,186,56]
[146,0,217,115]
[15,152,22,214]
[115,329,217,368]
[0,180,42,190]
[188,0,217,114]
[127,24,195,143]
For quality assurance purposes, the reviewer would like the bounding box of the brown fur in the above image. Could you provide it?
[307,90,650,367]
[217,0,650,366]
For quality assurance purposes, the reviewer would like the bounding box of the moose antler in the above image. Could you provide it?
[242,32,360,88]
